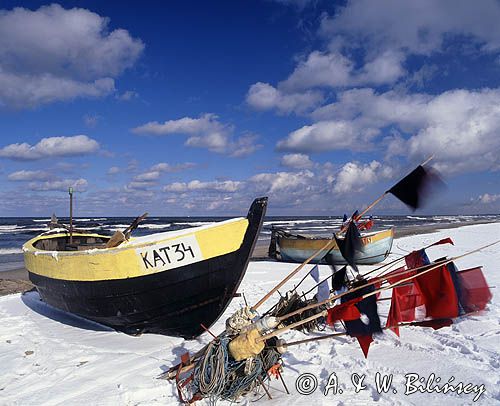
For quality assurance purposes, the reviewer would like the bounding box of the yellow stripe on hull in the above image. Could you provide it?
[278,228,394,250]
[23,218,249,282]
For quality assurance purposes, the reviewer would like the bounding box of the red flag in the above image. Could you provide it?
[457,267,492,313]
[405,249,430,268]
[356,335,373,358]
[326,298,362,325]
[414,265,459,319]
[386,269,424,336]
[429,237,454,247]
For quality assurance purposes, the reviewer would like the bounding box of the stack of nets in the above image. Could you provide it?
[269,291,326,333]
[179,335,282,404]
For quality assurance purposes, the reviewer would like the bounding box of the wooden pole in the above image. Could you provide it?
[69,187,74,245]
[257,239,500,341]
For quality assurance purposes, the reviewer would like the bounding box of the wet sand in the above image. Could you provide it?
[1,219,496,296]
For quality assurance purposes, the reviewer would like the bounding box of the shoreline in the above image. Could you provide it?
[1,219,497,296]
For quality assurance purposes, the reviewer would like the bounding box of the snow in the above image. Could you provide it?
[0,222,499,405]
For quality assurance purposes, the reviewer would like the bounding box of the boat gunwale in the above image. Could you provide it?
[22,216,247,257]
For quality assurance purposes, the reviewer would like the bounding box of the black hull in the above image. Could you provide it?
[28,197,267,338]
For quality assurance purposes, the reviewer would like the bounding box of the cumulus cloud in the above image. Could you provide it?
[478,193,500,203]
[277,120,378,153]
[320,0,500,56]
[7,170,52,181]
[333,161,393,193]
[133,162,197,182]
[277,87,500,174]
[29,178,88,192]
[163,180,243,193]
[132,113,260,156]
[246,82,323,114]
[0,135,100,160]
[250,170,314,193]
[280,153,314,169]
[0,4,143,108]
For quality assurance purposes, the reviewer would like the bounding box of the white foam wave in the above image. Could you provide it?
[33,219,51,223]
[138,224,172,229]
[0,248,22,255]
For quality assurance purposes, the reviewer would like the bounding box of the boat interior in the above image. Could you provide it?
[33,235,110,252]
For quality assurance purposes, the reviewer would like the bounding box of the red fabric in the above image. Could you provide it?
[356,334,373,358]
[405,250,428,269]
[429,237,454,247]
[457,267,492,313]
[411,319,453,330]
[326,298,362,325]
[358,219,374,231]
[386,275,424,336]
[414,265,459,319]
[384,266,410,284]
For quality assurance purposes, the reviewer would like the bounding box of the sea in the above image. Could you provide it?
[1,214,499,272]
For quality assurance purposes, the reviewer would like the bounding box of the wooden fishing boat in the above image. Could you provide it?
[23,197,267,338]
[270,227,394,265]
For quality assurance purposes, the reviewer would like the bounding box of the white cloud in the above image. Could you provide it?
[132,113,260,156]
[250,170,314,193]
[107,166,121,175]
[163,180,243,193]
[280,153,314,169]
[277,120,378,153]
[333,161,393,193]
[0,135,99,160]
[0,4,143,108]
[7,170,52,181]
[246,82,323,114]
[125,181,156,191]
[134,171,161,182]
[29,178,88,192]
[478,193,500,203]
[116,90,138,101]
[150,162,197,172]
[320,0,500,56]
[279,87,500,174]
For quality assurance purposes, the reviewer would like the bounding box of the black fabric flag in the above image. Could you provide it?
[341,283,382,337]
[387,165,444,210]
[331,266,348,291]
[335,220,362,272]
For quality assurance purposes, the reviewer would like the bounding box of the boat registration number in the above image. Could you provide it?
[136,235,203,272]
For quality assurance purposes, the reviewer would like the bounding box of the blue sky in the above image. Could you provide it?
[0,0,499,217]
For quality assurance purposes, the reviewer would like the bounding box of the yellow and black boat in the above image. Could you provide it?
[23,197,267,338]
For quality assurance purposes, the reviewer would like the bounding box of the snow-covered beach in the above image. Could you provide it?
[1,222,499,405]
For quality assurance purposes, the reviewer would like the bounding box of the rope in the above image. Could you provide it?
[187,335,283,404]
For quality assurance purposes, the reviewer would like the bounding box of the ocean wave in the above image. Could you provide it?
[406,216,426,220]
[33,219,51,223]
[174,222,215,227]
[138,224,172,229]
[0,248,23,255]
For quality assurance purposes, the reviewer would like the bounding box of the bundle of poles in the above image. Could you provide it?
[164,157,496,403]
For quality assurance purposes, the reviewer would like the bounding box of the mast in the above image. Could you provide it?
[69,187,74,244]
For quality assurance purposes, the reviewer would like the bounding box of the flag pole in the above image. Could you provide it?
[252,156,435,312]
[257,239,499,340]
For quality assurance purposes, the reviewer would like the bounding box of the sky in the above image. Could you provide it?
[0,0,499,217]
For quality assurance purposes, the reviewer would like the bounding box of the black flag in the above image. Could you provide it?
[387,165,444,210]
[335,220,362,272]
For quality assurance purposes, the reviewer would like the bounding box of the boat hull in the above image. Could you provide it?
[277,228,394,265]
[25,197,267,338]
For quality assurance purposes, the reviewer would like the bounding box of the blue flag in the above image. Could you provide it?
[309,265,330,302]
